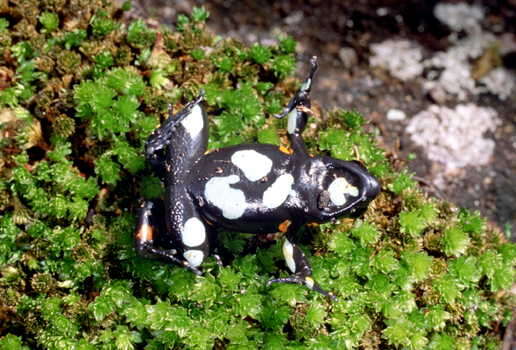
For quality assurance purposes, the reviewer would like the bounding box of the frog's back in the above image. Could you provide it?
[188,144,304,233]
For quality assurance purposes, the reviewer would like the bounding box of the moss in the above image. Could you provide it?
[0,1,514,349]
[126,19,156,49]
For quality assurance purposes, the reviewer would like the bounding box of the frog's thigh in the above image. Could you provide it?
[135,200,158,250]
[167,102,208,171]
[179,216,210,267]
[135,200,169,250]
[282,238,311,276]
[167,194,211,268]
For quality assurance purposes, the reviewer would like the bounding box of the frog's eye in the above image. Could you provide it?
[318,176,360,211]
[327,177,359,206]
[317,190,332,211]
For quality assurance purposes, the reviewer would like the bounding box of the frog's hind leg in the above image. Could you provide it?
[145,92,208,180]
[274,57,318,155]
[276,55,317,120]
[135,199,211,276]
[267,234,336,300]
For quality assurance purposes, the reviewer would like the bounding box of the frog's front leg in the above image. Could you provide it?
[268,229,336,300]
[135,199,211,275]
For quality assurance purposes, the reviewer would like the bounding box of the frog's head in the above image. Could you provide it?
[315,158,380,220]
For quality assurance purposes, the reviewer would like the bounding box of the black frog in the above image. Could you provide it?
[135,57,380,298]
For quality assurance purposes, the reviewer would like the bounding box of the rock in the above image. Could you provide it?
[386,108,406,121]
[338,47,358,69]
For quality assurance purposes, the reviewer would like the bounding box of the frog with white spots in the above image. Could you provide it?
[135,57,380,299]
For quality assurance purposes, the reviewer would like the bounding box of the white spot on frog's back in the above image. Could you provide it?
[231,150,272,182]
[182,217,206,247]
[181,104,203,138]
[283,239,296,273]
[263,174,294,209]
[328,177,359,206]
[184,249,204,267]
[204,175,247,219]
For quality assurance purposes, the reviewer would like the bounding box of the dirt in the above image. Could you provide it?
[130,0,516,240]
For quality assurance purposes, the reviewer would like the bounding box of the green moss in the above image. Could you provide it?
[249,43,272,64]
[126,20,156,49]
[94,51,114,71]
[339,110,365,129]
[389,170,417,194]
[402,251,433,282]
[39,12,60,32]
[278,36,297,54]
[0,334,30,350]
[190,6,210,23]
[56,50,81,74]
[0,18,9,31]
[61,29,87,50]
[442,226,470,257]
[0,1,513,349]
[271,54,296,78]
[350,221,380,246]
[90,10,119,37]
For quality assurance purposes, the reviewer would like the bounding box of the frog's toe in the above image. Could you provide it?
[267,275,336,301]
[213,254,224,267]
[181,260,203,276]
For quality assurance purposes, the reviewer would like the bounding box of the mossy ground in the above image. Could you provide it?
[0,1,514,349]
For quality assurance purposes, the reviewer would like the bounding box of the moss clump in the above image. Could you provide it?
[0,1,514,349]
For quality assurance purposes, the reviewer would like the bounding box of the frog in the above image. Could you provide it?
[135,57,380,299]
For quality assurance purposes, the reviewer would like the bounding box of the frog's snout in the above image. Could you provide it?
[363,172,381,202]
[346,160,381,201]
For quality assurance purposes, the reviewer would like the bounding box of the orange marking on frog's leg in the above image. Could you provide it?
[204,218,215,226]
[296,105,312,114]
[278,219,292,233]
[136,223,154,242]
[279,145,293,155]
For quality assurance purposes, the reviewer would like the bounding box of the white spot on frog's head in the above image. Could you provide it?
[182,217,206,247]
[184,249,204,267]
[282,239,296,273]
[263,174,294,209]
[204,175,247,219]
[328,177,359,206]
[181,104,204,138]
[231,150,273,182]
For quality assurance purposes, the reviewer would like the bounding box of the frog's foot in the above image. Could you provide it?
[180,260,203,276]
[144,90,206,177]
[139,240,203,276]
[135,200,205,276]
[267,275,336,300]
[213,254,224,267]
[268,238,336,300]
[272,57,317,155]
[275,56,318,120]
